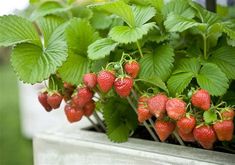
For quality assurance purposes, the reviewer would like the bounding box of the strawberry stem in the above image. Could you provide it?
[86,116,102,132]
[93,111,106,131]
[173,131,185,146]
[127,96,159,142]
[136,40,143,58]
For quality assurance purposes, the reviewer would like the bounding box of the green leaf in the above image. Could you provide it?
[139,45,174,81]
[90,0,135,27]
[131,5,156,26]
[145,0,164,12]
[37,15,65,47]
[88,38,118,60]
[58,51,89,84]
[109,22,155,44]
[189,2,220,25]
[167,72,194,96]
[209,46,235,79]
[203,110,217,124]
[66,18,99,56]
[208,22,235,40]
[103,98,138,143]
[173,58,201,75]
[90,12,113,30]
[136,77,168,93]
[197,63,229,96]
[30,1,70,20]
[162,0,195,19]
[0,15,40,46]
[11,23,68,84]
[164,13,205,32]
[143,28,169,43]
[167,58,200,96]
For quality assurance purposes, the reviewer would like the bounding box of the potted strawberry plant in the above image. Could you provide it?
[1,0,235,164]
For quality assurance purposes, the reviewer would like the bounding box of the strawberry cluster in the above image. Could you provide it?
[137,89,234,149]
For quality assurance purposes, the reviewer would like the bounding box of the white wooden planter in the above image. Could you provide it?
[33,125,235,165]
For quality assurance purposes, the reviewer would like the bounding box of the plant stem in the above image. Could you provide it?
[86,116,102,132]
[127,97,159,141]
[93,111,106,131]
[203,34,207,60]
[173,131,185,146]
[136,40,144,58]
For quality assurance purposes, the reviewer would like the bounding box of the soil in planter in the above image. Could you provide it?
[84,124,235,155]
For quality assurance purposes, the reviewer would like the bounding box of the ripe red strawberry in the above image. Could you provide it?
[83,73,97,88]
[97,70,115,93]
[193,125,216,149]
[213,120,234,141]
[114,77,133,97]
[84,100,96,117]
[221,108,234,120]
[64,104,84,123]
[177,129,195,142]
[47,92,63,109]
[147,93,168,118]
[38,92,52,112]
[177,115,196,134]
[124,60,140,78]
[137,96,152,123]
[72,87,93,108]
[155,120,175,141]
[166,98,186,120]
[191,89,210,111]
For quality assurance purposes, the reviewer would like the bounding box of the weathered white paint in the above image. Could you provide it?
[34,125,235,165]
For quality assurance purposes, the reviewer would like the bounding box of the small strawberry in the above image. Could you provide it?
[191,89,210,111]
[193,125,216,150]
[213,120,234,141]
[47,92,63,109]
[63,82,75,90]
[114,77,133,97]
[221,108,234,120]
[83,73,97,88]
[124,60,140,78]
[166,98,186,120]
[155,120,175,142]
[177,129,195,142]
[137,96,152,123]
[64,104,84,123]
[177,115,196,134]
[147,93,168,118]
[72,87,93,108]
[97,70,115,93]
[84,100,96,117]
[38,92,52,112]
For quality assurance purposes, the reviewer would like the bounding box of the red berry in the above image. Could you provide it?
[64,104,84,123]
[166,98,186,120]
[84,100,96,117]
[114,77,133,97]
[221,108,234,120]
[177,129,195,142]
[124,60,140,78]
[83,73,97,88]
[47,93,63,109]
[213,120,234,141]
[177,115,196,134]
[193,125,216,150]
[72,87,93,108]
[155,120,175,142]
[97,70,115,93]
[38,92,52,112]
[147,93,168,118]
[191,89,210,111]
[137,96,152,123]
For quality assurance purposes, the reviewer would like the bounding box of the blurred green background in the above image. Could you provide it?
[0,48,33,165]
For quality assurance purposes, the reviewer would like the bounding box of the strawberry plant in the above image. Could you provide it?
[0,0,235,152]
